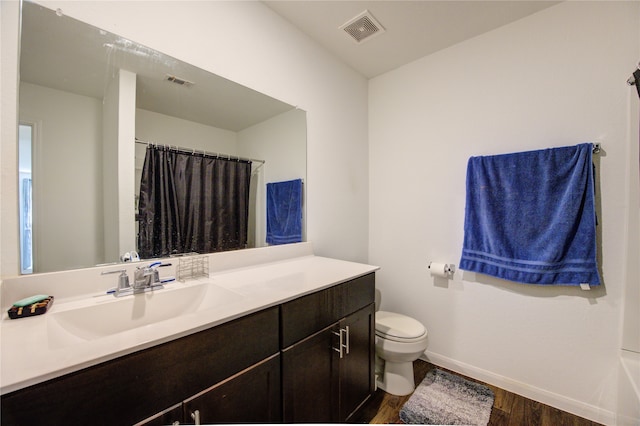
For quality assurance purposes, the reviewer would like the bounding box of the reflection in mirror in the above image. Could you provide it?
[18,124,34,275]
[17,1,307,275]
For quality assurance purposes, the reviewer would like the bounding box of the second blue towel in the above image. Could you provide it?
[266,179,303,245]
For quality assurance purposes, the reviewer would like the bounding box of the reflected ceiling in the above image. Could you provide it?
[20,2,292,131]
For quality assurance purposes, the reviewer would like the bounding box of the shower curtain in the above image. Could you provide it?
[137,146,252,259]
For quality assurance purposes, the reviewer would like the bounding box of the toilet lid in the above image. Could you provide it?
[375,311,426,339]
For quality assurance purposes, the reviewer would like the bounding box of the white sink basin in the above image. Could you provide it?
[50,283,242,341]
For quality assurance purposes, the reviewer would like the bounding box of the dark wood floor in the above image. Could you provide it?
[350,359,603,425]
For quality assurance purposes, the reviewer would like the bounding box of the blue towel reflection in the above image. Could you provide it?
[459,143,600,285]
[266,179,303,245]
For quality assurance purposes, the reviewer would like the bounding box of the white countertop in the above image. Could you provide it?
[1,253,378,395]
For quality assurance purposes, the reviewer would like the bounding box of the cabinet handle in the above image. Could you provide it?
[344,325,350,355]
[191,410,201,425]
[333,327,349,358]
[333,329,344,358]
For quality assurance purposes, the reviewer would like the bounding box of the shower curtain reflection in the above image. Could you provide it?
[137,146,252,259]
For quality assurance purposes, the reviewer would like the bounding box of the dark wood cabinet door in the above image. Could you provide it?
[339,303,375,421]
[282,324,340,423]
[183,354,281,424]
[134,403,183,426]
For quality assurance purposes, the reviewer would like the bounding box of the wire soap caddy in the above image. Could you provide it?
[176,255,209,282]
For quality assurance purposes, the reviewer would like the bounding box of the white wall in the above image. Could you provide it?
[135,109,238,154]
[4,0,370,268]
[103,68,119,264]
[116,70,137,260]
[369,2,639,424]
[19,82,104,272]
[238,108,307,246]
[102,69,137,264]
[0,0,21,277]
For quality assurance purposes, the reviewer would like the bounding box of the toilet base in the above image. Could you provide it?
[376,359,416,396]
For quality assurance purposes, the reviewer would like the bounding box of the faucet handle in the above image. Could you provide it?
[102,269,131,291]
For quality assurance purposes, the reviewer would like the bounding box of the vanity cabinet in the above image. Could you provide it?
[1,272,375,426]
[281,273,375,422]
[1,307,280,426]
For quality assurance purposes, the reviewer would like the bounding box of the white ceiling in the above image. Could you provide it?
[263,1,560,78]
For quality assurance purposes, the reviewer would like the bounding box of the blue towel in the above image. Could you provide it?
[266,179,303,245]
[459,143,600,285]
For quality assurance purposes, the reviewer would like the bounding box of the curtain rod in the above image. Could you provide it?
[135,138,265,165]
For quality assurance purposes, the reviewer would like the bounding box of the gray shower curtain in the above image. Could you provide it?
[137,146,252,258]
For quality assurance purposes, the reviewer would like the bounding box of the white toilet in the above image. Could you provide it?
[375,310,428,396]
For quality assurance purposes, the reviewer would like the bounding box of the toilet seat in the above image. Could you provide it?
[375,311,427,343]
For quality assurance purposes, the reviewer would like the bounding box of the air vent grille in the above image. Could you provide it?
[340,10,385,44]
[166,75,194,87]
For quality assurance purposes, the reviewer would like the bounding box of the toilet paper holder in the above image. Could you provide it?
[428,262,455,276]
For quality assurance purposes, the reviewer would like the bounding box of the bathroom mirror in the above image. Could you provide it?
[15,1,307,275]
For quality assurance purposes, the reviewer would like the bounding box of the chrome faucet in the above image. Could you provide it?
[103,262,166,297]
[133,262,162,290]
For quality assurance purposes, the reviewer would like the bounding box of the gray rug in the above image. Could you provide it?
[399,369,494,425]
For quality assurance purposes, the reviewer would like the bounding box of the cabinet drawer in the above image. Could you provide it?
[341,273,375,317]
[281,273,375,348]
[1,307,279,426]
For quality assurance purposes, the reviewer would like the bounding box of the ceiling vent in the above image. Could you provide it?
[166,75,194,87]
[340,10,385,44]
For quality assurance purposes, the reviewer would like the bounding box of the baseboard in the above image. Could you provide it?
[422,351,616,426]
